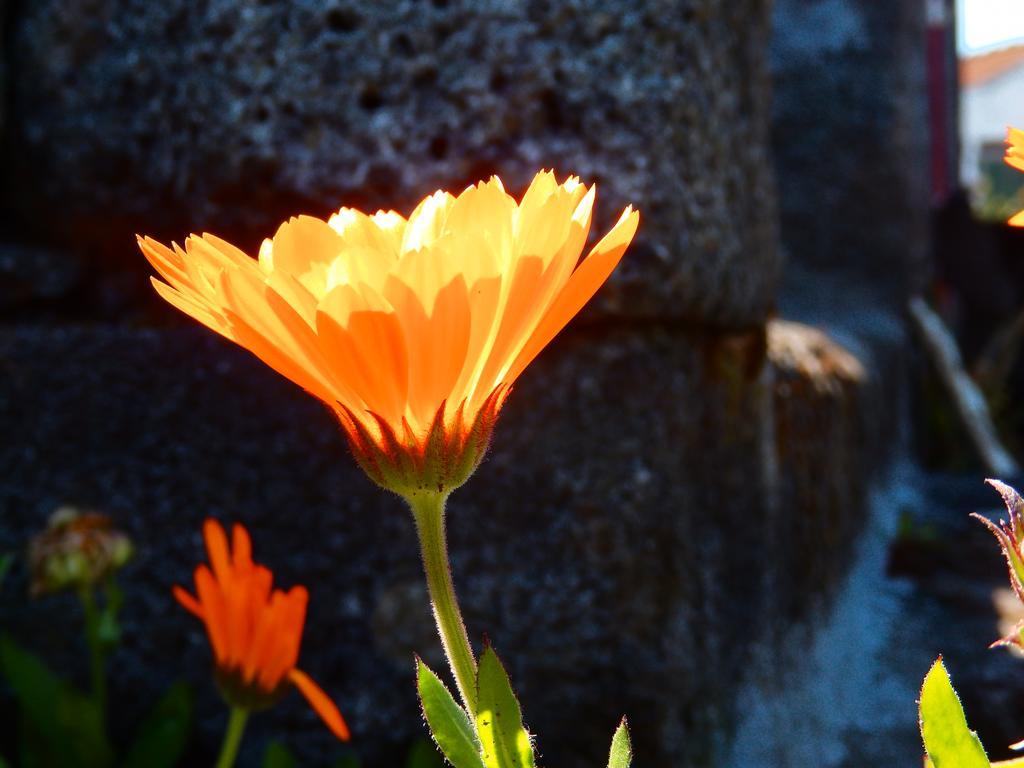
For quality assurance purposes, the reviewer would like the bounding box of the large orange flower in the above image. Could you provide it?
[140,172,638,495]
[1006,127,1024,227]
[174,520,350,741]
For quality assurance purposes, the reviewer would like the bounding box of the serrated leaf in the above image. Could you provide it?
[919,658,989,768]
[262,741,298,768]
[417,659,485,768]
[475,646,535,768]
[121,682,193,768]
[406,737,446,768]
[607,718,632,768]
[0,633,113,768]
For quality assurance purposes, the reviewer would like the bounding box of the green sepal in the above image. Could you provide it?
[416,658,485,768]
[607,717,632,768]
[919,657,988,768]
[0,633,113,768]
[475,645,535,768]
[121,681,193,768]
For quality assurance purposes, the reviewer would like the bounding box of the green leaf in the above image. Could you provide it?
[607,718,632,768]
[0,553,13,589]
[97,582,124,649]
[919,657,989,768]
[406,738,446,768]
[262,741,298,768]
[416,659,485,768]
[121,682,193,768]
[475,646,535,768]
[0,633,113,768]
[331,756,362,768]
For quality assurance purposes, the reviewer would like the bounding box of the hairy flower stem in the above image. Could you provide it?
[408,491,478,714]
[215,707,249,768]
[78,587,107,734]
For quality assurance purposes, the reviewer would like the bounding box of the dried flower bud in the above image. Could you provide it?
[972,480,1024,649]
[28,507,133,597]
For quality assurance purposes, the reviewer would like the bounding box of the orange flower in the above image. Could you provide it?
[174,519,350,741]
[1005,127,1024,227]
[139,172,638,495]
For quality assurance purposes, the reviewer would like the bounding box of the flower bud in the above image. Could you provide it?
[28,507,133,597]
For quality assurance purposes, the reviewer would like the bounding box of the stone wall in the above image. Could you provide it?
[7,0,779,325]
[771,0,929,302]
[0,1,918,766]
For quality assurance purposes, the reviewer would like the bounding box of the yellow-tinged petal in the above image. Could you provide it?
[402,190,455,254]
[150,279,231,339]
[505,207,640,386]
[142,170,639,495]
[268,215,346,295]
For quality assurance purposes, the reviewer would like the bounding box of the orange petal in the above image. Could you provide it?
[1011,209,1024,227]
[316,285,409,425]
[194,564,228,663]
[203,519,232,584]
[172,585,203,619]
[385,274,471,429]
[288,668,351,741]
[231,524,252,572]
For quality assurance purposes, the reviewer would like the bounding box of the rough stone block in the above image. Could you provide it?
[771,0,929,302]
[0,323,775,766]
[8,0,779,325]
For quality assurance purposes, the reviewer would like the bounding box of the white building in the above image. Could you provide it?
[960,42,1024,187]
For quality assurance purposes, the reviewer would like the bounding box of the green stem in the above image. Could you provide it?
[214,707,249,768]
[408,491,478,714]
[77,587,107,731]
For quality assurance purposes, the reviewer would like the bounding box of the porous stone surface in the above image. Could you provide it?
[0,323,782,767]
[7,0,779,325]
[771,0,929,302]
[767,319,869,621]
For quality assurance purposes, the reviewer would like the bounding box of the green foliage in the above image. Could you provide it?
[607,718,632,768]
[332,756,362,768]
[121,682,192,768]
[0,634,113,768]
[405,738,445,768]
[262,742,298,768]
[475,646,535,768]
[919,658,989,768]
[0,554,13,590]
[417,659,485,768]
[96,582,124,651]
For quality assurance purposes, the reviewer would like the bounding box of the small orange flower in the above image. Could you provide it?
[139,172,638,496]
[174,520,350,741]
[1005,127,1024,227]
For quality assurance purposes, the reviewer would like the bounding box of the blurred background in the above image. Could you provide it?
[1,1,1024,766]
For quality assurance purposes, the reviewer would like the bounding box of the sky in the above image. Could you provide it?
[959,0,1024,53]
